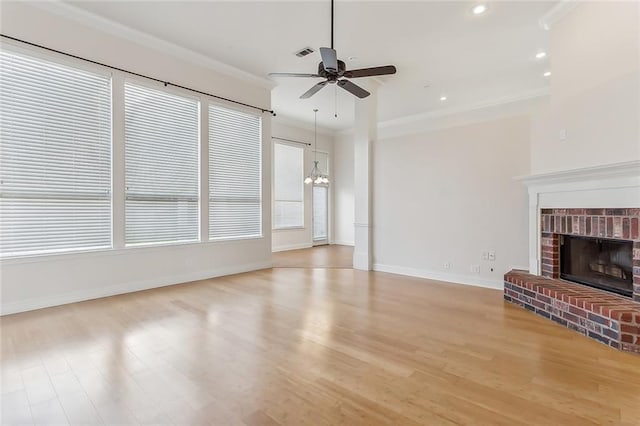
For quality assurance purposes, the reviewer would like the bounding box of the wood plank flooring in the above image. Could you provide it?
[2,246,640,425]
[272,245,353,269]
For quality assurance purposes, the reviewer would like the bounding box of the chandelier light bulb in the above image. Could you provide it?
[304,176,313,184]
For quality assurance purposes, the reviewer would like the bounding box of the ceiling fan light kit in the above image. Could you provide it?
[269,0,397,99]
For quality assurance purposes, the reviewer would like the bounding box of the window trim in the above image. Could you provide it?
[0,45,114,258]
[208,102,263,241]
[123,79,202,247]
[0,44,267,260]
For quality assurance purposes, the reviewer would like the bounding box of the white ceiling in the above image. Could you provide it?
[67,1,555,131]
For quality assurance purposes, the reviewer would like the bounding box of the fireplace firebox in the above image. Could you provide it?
[560,235,633,297]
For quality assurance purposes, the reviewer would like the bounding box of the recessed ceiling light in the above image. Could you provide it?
[543,71,551,77]
[440,96,447,101]
[473,4,487,15]
[535,51,547,59]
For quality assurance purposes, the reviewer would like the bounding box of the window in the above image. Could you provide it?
[273,142,304,229]
[0,50,112,257]
[313,150,329,176]
[124,82,199,245]
[209,105,262,240]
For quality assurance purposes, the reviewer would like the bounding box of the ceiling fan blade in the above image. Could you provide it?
[319,47,338,72]
[300,81,328,99]
[343,65,397,79]
[268,73,322,78]
[337,80,370,98]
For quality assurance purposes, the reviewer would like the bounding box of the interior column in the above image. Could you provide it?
[353,80,378,270]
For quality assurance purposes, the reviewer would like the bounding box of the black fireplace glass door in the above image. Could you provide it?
[560,235,633,297]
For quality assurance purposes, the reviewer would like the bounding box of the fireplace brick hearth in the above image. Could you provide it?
[504,207,640,354]
[504,270,640,353]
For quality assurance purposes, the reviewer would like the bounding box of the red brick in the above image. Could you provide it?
[607,217,614,237]
[613,217,623,238]
[631,217,639,240]
[623,218,630,239]
[599,217,606,237]
[621,334,635,343]
[573,216,580,234]
[621,324,640,334]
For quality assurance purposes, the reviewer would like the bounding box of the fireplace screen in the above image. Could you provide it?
[560,235,633,297]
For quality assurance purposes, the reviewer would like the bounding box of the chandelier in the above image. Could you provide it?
[304,109,329,185]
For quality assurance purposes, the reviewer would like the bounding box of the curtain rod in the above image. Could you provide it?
[272,136,311,147]
[0,34,276,116]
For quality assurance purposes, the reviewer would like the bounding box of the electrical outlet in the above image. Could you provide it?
[559,128,567,142]
[482,252,489,260]
[444,262,451,270]
[471,264,480,274]
[488,251,496,261]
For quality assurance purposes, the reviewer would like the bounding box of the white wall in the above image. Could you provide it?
[371,115,531,288]
[271,119,334,252]
[0,2,273,314]
[531,1,640,174]
[333,133,355,246]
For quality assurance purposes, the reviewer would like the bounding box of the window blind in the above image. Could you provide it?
[313,185,328,241]
[124,82,199,245]
[273,142,304,229]
[209,105,262,240]
[0,50,112,257]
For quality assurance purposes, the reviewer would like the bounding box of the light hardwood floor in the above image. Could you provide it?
[272,245,353,269]
[2,246,640,425]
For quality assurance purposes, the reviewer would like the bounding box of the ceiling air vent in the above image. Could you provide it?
[295,47,315,58]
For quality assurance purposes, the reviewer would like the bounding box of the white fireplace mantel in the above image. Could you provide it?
[517,161,640,275]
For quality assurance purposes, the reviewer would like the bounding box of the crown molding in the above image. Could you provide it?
[539,1,581,30]
[379,87,549,131]
[334,87,549,137]
[31,1,275,90]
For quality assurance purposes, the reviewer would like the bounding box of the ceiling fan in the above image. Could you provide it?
[268,0,397,99]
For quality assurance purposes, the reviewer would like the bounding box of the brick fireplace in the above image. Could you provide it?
[540,209,640,301]
[505,162,640,354]
[505,208,640,354]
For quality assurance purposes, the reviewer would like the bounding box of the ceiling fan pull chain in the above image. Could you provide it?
[334,84,338,118]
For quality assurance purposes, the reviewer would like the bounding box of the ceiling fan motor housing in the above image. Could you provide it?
[318,60,346,81]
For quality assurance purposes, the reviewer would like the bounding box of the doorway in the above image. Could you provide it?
[312,185,328,245]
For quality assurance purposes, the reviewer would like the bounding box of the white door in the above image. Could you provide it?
[312,185,328,245]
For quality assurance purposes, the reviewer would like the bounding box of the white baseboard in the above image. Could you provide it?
[332,240,354,246]
[1,261,273,316]
[271,242,313,253]
[372,263,504,290]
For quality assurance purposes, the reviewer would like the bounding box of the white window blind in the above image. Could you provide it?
[0,50,112,257]
[124,82,199,245]
[209,105,262,240]
[313,185,328,241]
[273,142,304,229]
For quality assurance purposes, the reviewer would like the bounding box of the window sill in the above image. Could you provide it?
[0,236,265,265]
[273,227,305,232]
